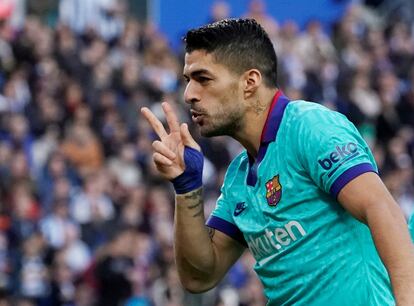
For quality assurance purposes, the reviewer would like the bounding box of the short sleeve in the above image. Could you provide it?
[205,154,248,247]
[206,188,247,247]
[296,108,378,199]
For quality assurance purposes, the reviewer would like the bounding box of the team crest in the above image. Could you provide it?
[265,175,282,206]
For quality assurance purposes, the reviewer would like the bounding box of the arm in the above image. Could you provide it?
[141,103,244,292]
[338,172,414,305]
[175,188,244,292]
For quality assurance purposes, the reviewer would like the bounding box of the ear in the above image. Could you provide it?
[242,69,262,99]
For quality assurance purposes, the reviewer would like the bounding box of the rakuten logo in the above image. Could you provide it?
[318,142,359,177]
[246,221,307,266]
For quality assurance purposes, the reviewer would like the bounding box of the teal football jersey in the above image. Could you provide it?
[206,92,394,305]
[409,213,414,242]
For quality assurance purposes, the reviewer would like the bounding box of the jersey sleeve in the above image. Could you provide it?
[295,107,378,199]
[409,214,414,242]
[205,156,247,247]
[206,192,246,246]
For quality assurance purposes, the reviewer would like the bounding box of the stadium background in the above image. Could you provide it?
[0,0,413,305]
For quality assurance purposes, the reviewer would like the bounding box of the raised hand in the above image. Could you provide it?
[141,102,201,181]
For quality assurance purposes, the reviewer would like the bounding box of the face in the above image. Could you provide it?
[183,50,246,137]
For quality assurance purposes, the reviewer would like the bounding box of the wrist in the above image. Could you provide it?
[175,186,203,198]
[171,146,203,194]
[172,171,202,194]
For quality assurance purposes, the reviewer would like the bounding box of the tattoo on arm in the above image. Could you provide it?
[187,199,203,217]
[183,189,203,217]
[193,206,204,218]
[187,201,201,209]
[184,188,202,200]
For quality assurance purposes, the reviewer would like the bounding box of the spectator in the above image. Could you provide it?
[71,172,113,223]
[13,232,49,303]
[243,0,278,38]
[108,143,143,190]
[58,0,126,42]
[94,226,135,306]
[208,1,231,23]
[61,122,104,177]
[47,250,76,306]
[40,198,74,249]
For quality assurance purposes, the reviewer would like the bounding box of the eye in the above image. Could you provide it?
[197,76,211,84]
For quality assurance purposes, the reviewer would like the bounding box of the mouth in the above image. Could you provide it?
[191,110,205,125]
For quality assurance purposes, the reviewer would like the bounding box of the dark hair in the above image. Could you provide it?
[184,18,278,88]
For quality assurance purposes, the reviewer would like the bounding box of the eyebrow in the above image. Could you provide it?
[183,69,212,79]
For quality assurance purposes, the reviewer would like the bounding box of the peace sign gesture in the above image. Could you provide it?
[141,102,201,181]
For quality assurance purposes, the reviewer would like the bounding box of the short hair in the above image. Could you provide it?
[184,18,278,88]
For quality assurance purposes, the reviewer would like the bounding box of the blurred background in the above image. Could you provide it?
[0,0,413,305]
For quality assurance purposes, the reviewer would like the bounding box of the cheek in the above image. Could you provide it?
[204,81,240,112]
[213,94,239,119]
[219,86,239,107]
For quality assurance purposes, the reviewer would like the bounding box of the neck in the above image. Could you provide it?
[234,88,279,158]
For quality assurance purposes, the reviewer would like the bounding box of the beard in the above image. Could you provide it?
[199,90,245,138]
[201,108,244,137]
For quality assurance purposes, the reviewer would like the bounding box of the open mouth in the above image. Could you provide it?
[191,110,205,124]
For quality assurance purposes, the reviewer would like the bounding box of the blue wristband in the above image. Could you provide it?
[171,146,203,194]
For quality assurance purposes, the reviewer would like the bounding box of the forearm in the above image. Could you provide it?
[367,201,414,305]
[174,187,216,287]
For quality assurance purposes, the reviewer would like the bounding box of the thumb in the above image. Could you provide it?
[180,123,201,151]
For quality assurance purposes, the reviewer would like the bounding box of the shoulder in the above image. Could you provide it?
[285,100,355,134]
[287,100,349,124]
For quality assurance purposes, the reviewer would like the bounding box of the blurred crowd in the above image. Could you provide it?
[0,0,413,305]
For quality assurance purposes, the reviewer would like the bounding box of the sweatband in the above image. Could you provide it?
[171,146,203,194]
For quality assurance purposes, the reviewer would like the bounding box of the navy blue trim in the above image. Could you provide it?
[329,163,377,198]
[247,92,290,186]
[206,216,247,247]
[262,94,290,143]
[327,152,360,178]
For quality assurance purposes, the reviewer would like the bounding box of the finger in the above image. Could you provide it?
[153,152,173,166]
[141,107,168,140]
[180,123,201,151]
[162,102,180,133]
[152,140,177,160]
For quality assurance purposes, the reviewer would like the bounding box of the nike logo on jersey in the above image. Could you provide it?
[234,202,247,216]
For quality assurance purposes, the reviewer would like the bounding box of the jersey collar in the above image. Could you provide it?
[246,90,290,186]
[260,90,290,144]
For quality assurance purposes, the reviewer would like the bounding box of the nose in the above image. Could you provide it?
[184,81,200,105]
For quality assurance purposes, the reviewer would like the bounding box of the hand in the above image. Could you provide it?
[141,102,201,181]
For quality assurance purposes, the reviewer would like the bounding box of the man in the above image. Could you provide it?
[141,19,414,305]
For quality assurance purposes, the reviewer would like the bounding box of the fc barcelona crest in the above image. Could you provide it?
[265,175,282,206]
